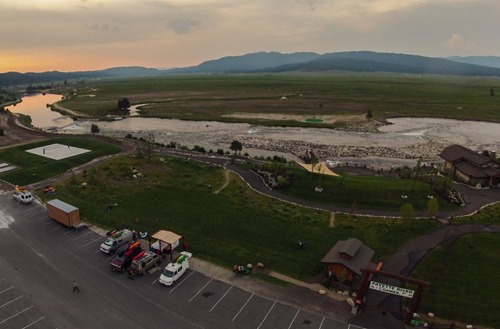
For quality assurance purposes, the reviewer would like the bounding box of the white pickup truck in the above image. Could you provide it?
[13,190,33,204]
[159,251,192,286]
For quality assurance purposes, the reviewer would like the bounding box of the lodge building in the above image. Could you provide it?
[440,145,500,188]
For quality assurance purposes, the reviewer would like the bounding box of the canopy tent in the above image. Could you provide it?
[149,230,183,262]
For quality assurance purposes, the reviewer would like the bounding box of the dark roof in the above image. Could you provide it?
[485,167,500,177]
[337,238,362,257]
[321,238,375,276]
[440,145,492,166]
[454,161,489,178]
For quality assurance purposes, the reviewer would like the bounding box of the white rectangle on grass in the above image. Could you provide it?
[26,143,90,160]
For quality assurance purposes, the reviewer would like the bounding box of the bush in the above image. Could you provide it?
[90,124,100,134]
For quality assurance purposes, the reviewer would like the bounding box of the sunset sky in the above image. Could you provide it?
[1,0,499,73]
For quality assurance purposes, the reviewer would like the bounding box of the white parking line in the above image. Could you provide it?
[0,286,14,294]
[188,278,213,302]
[151,277,159,285]
[72,231,92,241]
[0,305,33,324]
[232,293,254,321]
[21,316,45,329]
[82,237,102,247]
[62,230,72,235]
[0,278,5,282]
[169,270,195,293]
[257,300,276,329]
[209,285,233,312]
[94,249,102,254]
[287,309,300,329]
[318,316,325,329]
[348,325,367,329]
[0,295,23,309]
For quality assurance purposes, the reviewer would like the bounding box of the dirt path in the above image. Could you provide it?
[329,212,335,227]
[51,101,90,117]
[214,169,230,194]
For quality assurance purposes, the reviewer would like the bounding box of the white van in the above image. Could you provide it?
[159,252,192,286]
[100,229,134,254]
[13,190,33,204]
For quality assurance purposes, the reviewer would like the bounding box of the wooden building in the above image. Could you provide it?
[321,238,375,286]
[440,145,500,187]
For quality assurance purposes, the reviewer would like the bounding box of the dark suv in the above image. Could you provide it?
[110,242,143,272]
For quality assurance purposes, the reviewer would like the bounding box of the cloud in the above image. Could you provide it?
[446,33,466,47]
[1,0,500,72]
[445,33,476,51]
[166,16,201,34]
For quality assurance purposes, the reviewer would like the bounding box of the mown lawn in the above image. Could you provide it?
[253,162,458,212]
[0,137,121,185]
[410,234,500,328]
[36,155,439,280]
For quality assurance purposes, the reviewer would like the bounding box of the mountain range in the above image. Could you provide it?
[2,51,500,87]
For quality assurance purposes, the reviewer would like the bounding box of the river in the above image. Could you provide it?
[6,94,500,167]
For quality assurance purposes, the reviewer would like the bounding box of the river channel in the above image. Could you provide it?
[7,94,500,168]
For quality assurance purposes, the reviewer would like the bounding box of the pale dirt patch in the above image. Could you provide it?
[296,161,340,176]
[224,112,367,124]
[329,212,336,228]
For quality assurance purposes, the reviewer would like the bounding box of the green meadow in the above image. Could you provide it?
[411,234,500,328]
[58,73,500,125]
[30,155,439,279]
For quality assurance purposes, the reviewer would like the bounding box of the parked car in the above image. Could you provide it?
[159,252,192,286]
[100,229,134,254]
[13,190,33,204]
[110,241,142,272]
[130,250,161,275]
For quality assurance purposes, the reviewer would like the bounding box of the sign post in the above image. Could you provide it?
[356,268,430,325]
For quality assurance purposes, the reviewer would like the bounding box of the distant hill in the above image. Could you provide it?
[0,66,161,87]
[254,51,500,76]
[99,66,162,77]
[3,52,500,87]
[165,51,320,74]
[446,56,500,69]
[164,51,500,76]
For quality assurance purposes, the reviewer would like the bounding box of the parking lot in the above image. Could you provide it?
[0,189,358,329]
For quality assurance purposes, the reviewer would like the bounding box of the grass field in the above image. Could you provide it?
[0,137,121,185]
[34,155,439,280]
[58,73,500,125]
[410,234,500,328]
[451,202,500,225]
[267,163,459,212]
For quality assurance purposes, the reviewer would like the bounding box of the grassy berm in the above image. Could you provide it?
[34,155,439,280]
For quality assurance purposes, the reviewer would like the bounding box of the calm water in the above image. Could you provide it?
[7,94,73,129]
[8,94,500,162]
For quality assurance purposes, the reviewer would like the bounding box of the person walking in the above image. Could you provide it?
[72,280,80,292]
